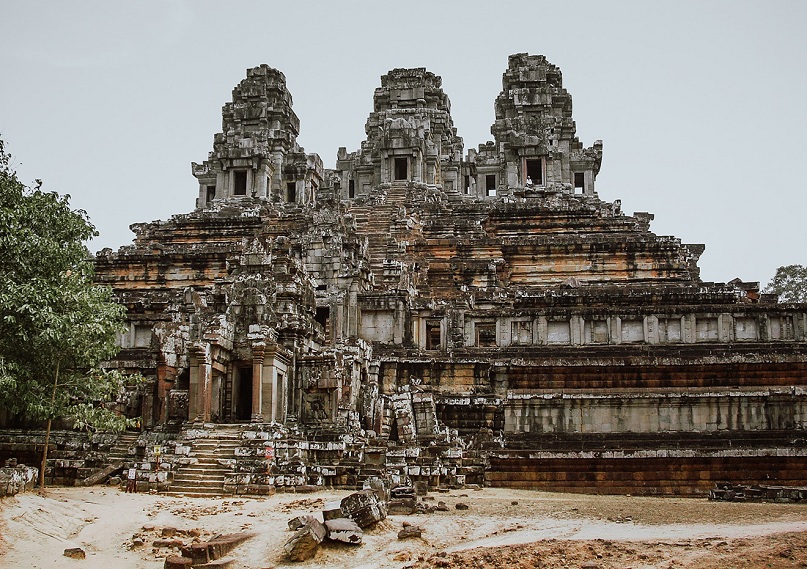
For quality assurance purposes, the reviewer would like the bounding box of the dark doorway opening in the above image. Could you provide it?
[485,174,496,196]
[235,367,253,421]
[526,159,543,185]
[176,368,190,391]
[286,182,296,203]
[426,321,441,350]
[315,306,331,345]
[394,157,408,181]
[206,185,216,204]
[348,179,355,198]
[234,170,248,195]
[574,172,585,193]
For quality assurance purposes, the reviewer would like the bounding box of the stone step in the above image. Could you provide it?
[171,477,226,486]
[173,471,229,481]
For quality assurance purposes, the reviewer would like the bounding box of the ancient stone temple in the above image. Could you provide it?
[88,53,807,495]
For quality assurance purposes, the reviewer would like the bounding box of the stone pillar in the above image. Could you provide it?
[251,342,265,422]
[271,367,279,423]
[191,342,212,423]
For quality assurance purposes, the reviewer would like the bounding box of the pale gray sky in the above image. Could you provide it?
[2,1,805,285]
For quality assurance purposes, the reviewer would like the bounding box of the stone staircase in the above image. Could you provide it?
[163,428,242,497]
[75,431,139,487]
[108,432,139,465]
[350,182,425,286]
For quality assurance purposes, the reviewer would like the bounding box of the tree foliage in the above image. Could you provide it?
[763,264,807,303]
[0,137,137,434]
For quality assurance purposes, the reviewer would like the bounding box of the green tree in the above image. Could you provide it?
[0,138,137,487]
[763,265,807,303]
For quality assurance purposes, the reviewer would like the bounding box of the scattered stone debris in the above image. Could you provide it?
[709,482,807,502]
[63,547,86,559]
[398,524,423,540]
[0,464,37,497]
[280,498,324,513]
[388,497,416,515]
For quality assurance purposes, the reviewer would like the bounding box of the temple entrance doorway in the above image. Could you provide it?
[234,367,253,421]
[394,157,408,181]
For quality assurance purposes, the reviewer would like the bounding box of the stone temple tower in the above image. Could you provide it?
[192,64,322,208]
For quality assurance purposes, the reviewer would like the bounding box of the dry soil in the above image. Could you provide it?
[1,486,806,568]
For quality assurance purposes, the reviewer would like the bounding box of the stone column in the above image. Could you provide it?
[251,341,265,422]
[191,342,212,423]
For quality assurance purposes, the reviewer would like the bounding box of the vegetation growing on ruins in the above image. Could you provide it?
[0,137,139,485]
[764,264,807,303]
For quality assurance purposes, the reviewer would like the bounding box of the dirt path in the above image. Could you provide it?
[1,487,806,568]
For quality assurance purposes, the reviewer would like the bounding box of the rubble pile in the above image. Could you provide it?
[283,486,390,561]
[0,460,37,497]
[709,482,807,502]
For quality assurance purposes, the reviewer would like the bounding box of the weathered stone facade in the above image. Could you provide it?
[86,53,807,494]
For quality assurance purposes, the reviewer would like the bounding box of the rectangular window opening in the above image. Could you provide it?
[315,307,330,345]
[526,159,543,185]
[426,321,441,350]
[485,174,496,197]
[574,172,585,193]
[206,185,216,204]
[234,170,248,196]
[476,323,497,347]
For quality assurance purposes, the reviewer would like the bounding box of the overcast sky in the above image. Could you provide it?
[2,1,805,285]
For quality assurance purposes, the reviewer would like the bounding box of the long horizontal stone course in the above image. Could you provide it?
[487,456,807,495]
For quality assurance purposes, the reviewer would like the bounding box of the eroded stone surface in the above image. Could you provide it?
[324,518,363,545]
[284,518,326,561]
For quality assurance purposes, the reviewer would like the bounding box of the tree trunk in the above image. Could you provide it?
[39,361,60,489]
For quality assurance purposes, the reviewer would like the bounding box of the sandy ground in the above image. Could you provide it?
[2,486,807,569]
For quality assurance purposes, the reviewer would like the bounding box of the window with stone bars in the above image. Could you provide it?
[476,323,497,347]
[426,321,441,350]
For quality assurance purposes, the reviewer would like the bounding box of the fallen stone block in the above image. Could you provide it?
[340,489,387,528]
[63,547,86,559]
[391,484,415,499]
[284,518,326,561]
[164,555,193,569]
[78,461,124,487]
[398,525,422,539]
[324,518,363,545]
[182,533,254,565]
[322,501,344,521]
[288,515,319,531]
[455,502,469,510]
[387,498,416,515]
[436,501,449,511]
